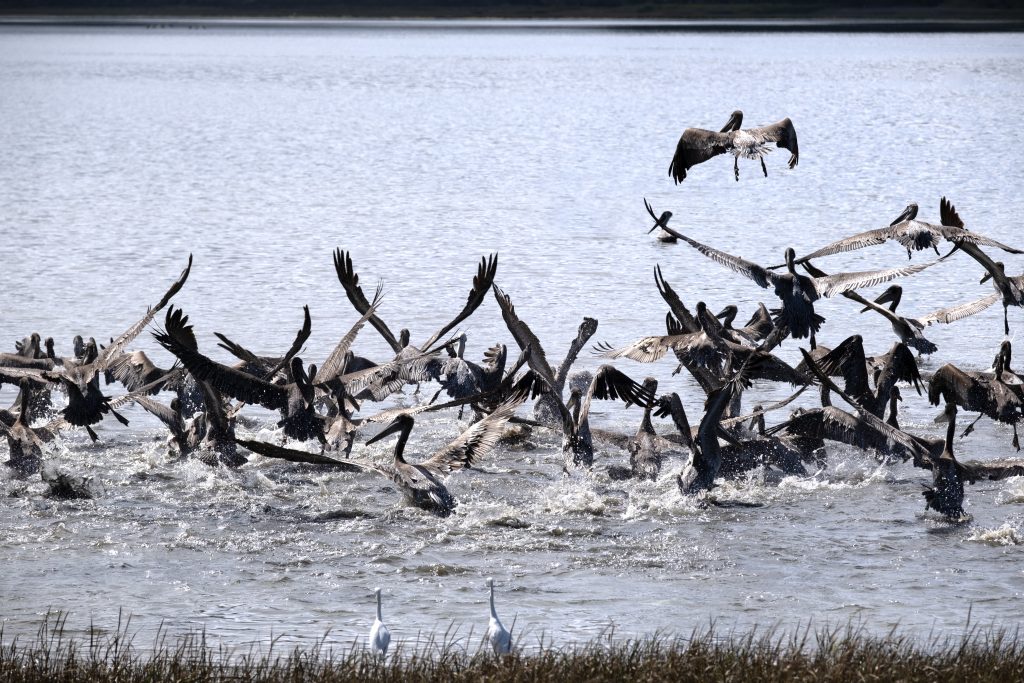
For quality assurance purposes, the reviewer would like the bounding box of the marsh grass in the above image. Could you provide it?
[2,611,1023,682]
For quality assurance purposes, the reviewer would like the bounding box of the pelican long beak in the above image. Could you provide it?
[366,419,405,446]
[980,271,992,284]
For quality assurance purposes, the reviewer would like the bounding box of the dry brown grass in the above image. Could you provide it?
[2,611,1023,682]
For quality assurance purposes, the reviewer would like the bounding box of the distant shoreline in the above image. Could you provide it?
[1,16,1022,32]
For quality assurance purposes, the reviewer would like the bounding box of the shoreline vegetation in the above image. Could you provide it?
[2,613,1024,682]
[0,1,1023,28]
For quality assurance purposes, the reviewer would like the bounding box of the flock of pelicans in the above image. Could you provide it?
[5,111,1024,534]
[6,109,1024,655]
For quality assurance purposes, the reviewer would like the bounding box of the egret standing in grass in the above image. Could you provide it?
[369,587,390,660]
[485,577,512,655]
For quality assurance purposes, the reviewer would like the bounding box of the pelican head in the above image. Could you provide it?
[784,247,797,273]
[399,328,411,348]
[715,305,738,326]
[890,202,919,226]
[870,285,903,312]
[720,110,743,133]
[891,386,903,402]
[366,414,414,447]
[578,317,599,341]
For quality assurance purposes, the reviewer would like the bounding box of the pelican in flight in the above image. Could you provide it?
[485,577,512,655]
[644,197,675,243]
[669,110,798,183]
[779,197,1023,266]
[658,226,937,349]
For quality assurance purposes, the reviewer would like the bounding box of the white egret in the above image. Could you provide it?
[369,587,390,659]
[485,577,512,655]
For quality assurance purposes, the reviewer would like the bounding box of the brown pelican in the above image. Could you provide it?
[334,248,497,357]
[678,359,753,495]
[607,377,661,481]
[669,111,798,182]
[715,303,775,346]
[1,380,53,473]
[778,197,1023,266]
[928,360,1024,450]
[362,390,527,516]
[155,307,324,445]
[658,226,937,349]
[768,350,930,463]
[815,335,923,418]
[485,577,512,655]
[923,403,969,519]
[644,197,675,243]
[800,258,939,355]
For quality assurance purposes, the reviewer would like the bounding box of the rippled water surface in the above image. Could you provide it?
[2,23,1024,649]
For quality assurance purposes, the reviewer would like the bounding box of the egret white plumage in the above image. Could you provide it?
[369,587,390,659]
[485,577,512,655]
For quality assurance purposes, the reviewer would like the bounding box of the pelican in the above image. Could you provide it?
[923,403,969,519]
[334,248,497,357]
[678,359,755,495]
[155,307,325,444]
[607,377,661,481]
[768,350,930,464]
[491,285,651,469]
[778,197,1023,265]
[363,389,528,516]
[485,577,511,655]
[658,226,937,349]
[928,360,1024,450]
[814,335,923,418]
[644,197,675,243]
[669,111,798,183]
[800,259,939,355]
[369,587,390,659]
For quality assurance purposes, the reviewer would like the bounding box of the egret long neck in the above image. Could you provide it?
[489,584,497,618]
[376,592,383,621]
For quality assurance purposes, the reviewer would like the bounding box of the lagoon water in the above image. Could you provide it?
[1,22,1023,650]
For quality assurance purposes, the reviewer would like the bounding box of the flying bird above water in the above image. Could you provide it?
[657,225,938,349]
[669,110,798,183]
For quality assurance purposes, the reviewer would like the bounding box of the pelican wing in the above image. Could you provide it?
[769,407,916,453]
[576,365,655,428]
[798,348,928,457]
[341,350,441,401]
[788,227,899,265]
[420,254,498,351]
[946,229,1024,255]
[660,228,780,290]
[751,117,799,168]
[93,254,192,369]
[421,388,528,474]
[811,260,936,298]
[333,249,404,353]
[236,438,371,471]
[153,307,288,410]
[915,292,1001,326]
[263,305,312,379]
[654,265,699,331]
[668,128,731,183]
[317,284,384,385]
[719,383,810,428]
[491,284,556,386]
